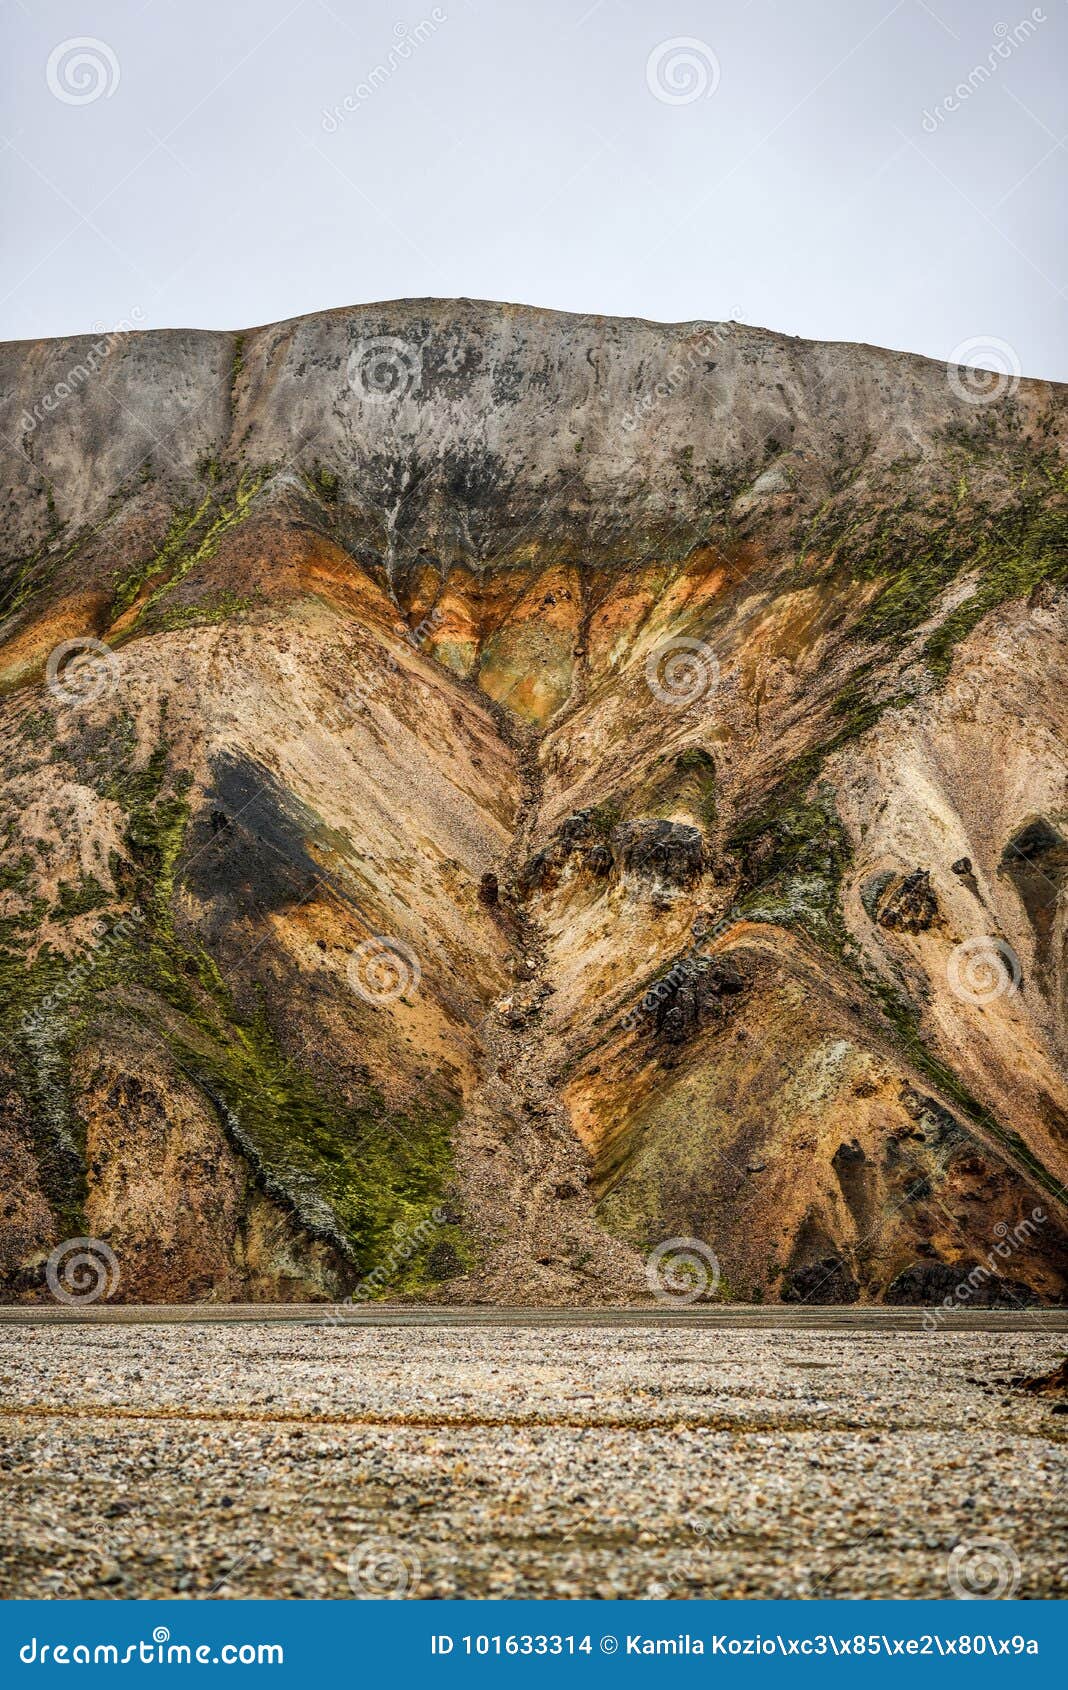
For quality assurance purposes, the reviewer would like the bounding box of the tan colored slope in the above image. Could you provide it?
[3,520,1067,1304]
[528,589,1068,1306]
[0,535,525,1298]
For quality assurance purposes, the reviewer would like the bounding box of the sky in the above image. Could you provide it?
[2,0,1066,377]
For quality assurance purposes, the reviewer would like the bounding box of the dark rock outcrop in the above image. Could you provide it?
[523,811,707,898]
[884,1261,1042,1307]
[615,820,705,892]
[782,1256,860,1304]
[521,809,614,893]
[1000,817,1068,968]
[876,869,939,933]
[1013,1356,1068,1393]
[653,955,746,1044]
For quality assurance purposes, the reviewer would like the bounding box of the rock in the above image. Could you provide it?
[496,987,542,1027]
[615,820,705,892]
[782,1256,859,1305]
[875,869,939,933]
[1011,1357,1068,1394]
[2,297,1067,1311]
[652,955,746,1044]
[884,1262,1043,1307]
[520,810,611,892]
[860,869,897,921]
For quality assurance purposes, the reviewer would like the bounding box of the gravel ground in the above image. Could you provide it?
[0,1323,1064,1601]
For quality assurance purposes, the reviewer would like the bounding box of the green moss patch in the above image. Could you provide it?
[801,453,1067,667]
[110,468,269,633]
[0,719,464,1289]
[729,776,852,952]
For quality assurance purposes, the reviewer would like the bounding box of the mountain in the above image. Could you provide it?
[1,298,1066,1305]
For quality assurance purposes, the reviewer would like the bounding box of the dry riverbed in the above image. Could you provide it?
[0,1323,1065,1600]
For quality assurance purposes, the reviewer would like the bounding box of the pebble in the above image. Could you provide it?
[0,1325,1064,1599]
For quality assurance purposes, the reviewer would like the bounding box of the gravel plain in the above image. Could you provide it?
[0,1322,1065,1601]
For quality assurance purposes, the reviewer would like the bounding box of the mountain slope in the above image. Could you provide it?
[1,298,1066,1304]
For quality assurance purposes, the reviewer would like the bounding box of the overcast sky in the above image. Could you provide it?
[2,0,1065,377]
